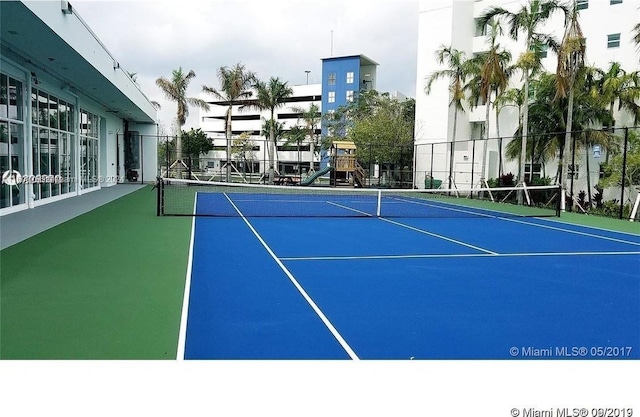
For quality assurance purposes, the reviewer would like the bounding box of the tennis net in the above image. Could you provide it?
[157,177,561,218]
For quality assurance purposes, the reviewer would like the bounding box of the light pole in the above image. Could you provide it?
[305,70,311,85]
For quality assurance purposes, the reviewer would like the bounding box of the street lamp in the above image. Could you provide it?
[305,70,311,84]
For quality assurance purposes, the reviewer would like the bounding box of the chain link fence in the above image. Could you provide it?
[415,126,640,220]
[157,126,640,220]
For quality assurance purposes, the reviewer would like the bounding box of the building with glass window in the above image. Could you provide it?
[321,55,378,167]
[414,0,638,192]
[198,54,382,179]
[0,1,157,215]
[199,83,322,178]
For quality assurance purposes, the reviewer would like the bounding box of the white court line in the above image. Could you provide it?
[280,251,640,262]
[176,193,198,360]
[326,201,374,216]
[224,193,360,360]
[380,217,498,255]
[387,195,498,218]
[540,216,640,238]
[500,216,640,246]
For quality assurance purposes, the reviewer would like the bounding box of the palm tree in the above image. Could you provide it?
[425,46,474,189]
[290,103,321,174]
[599,63,640,127]
[468,21,513,186]
[494,87,524,177]
[555,0,586,211]
[505,73,565,181]
[260,119,285,179]
[202,63,256,182]
[156,68,210,177]
[249,77,293,183]
[479,0,569,193]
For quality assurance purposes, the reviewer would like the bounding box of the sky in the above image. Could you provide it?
[72,0,420,132]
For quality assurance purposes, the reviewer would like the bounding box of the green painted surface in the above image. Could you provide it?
[551,211,640,234]
[0,187,191,359]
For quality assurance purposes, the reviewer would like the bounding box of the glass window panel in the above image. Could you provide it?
[49,95,58,130]
[50,131,59,187]
[91,138,98,186]
[59,101,67,131]
[67,104,75,132]
[81,136,88,188]
[9,77,23,121]
[0,122,9,174]
[0,120,7,145]
[39,128,50,198]
[93,114,99,138]
[80,110,88,136]
[346,90,354,102]
[68,134,76,192]
[60,133,69,194]
[607,33,620,48]
[0,74,7,118]
[31,89,38,124]
[10,123,25,205]
[38,91,48,126]
[0,121,8,208]
[31,128,39,200]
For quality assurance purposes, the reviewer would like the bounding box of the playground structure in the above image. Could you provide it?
[330,141,367,187]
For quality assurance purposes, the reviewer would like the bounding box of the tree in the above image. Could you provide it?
[202,63,257,182]
[494,87,524,176]
[248,77,293,184]
[425,46,474,188]
[182,128,213,175]
[599,129,640,212]
[555,0,586,210]
[231,132,258,179]
[467,20,513,185]
[347,93,415,184]
[290,103,321,173]
[156,68,210,177]
[479,0,569,193]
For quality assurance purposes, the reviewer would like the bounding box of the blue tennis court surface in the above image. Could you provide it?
[179,191,640,360]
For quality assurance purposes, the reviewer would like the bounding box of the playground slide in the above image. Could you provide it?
[299,166,333,186]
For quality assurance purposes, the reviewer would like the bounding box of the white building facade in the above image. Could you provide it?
[0,1,158,215]
[414,0,639,192]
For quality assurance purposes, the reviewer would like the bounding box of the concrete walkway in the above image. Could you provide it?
[0,184,147,250]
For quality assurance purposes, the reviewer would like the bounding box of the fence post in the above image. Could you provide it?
[156,176,162,216]
[470,139,476,196]
[570,131,577,212]
[619,127,629,219]
[166,139,170,178]
[429,143,434,189]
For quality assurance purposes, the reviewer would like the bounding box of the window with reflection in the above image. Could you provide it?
[31,86,76,200]
[0,73,25,209]
[80,109,99,189]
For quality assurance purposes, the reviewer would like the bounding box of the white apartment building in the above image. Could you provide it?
[199,83,322,180]
[414,0,639,194]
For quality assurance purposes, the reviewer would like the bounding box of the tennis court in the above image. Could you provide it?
[160,179,640,360]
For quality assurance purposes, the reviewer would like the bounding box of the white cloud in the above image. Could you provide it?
[73,0,419,130]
